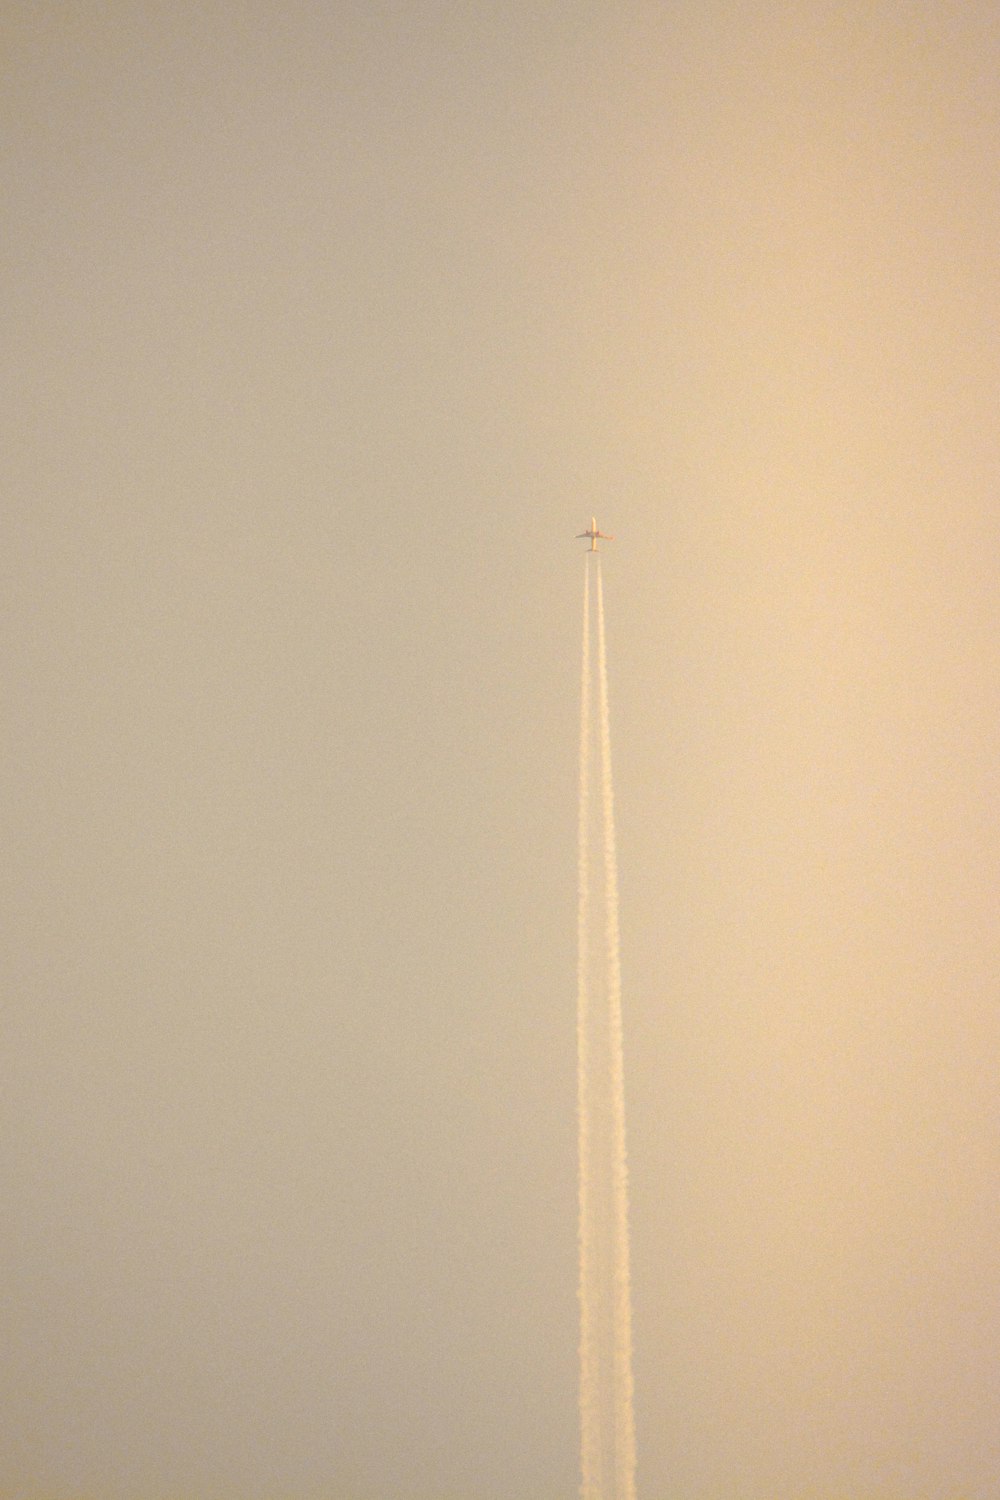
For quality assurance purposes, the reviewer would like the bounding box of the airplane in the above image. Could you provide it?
[577,517,614,551]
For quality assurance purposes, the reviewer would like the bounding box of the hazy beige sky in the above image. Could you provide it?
[5,3,1000,1497]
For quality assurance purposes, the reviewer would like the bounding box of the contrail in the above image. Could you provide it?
[577,560,600,1500]
[577,555,637,1500]
[596,561,636,1500]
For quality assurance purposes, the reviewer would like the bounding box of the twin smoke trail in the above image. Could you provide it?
[577,558,637,1500]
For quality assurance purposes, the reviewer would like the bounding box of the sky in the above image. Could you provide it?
[4,2,1000,1496]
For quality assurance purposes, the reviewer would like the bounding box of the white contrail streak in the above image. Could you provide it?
[577,554,637,1500]
[577,560,599,1500]
[596,561,637,1500]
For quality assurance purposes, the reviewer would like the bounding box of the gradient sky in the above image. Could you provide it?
[5,3,1000,1497]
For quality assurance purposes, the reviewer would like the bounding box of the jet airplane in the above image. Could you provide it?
[577,517,614,551]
